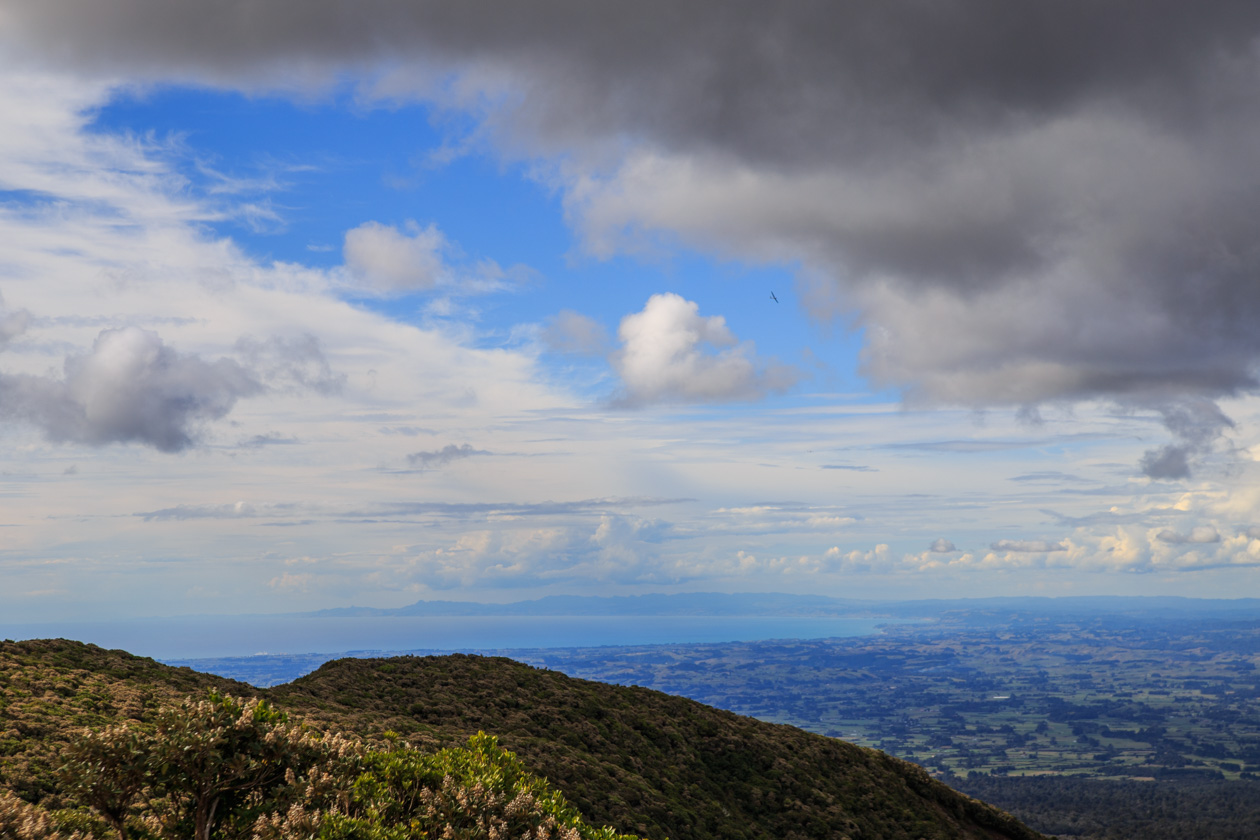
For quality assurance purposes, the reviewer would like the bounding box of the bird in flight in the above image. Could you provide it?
[770,291,779,303]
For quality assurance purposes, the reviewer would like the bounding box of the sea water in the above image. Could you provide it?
[0,613,900,659]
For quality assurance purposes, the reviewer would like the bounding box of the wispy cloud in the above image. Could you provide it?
[990,539,1067,553]
[342,220,518,296]
[406,443,490,469]
[1156,526,1221,545]
[235,334,345,396]
[541,310,609,356]
[883,439,1056,453]
[238,433,299,448]
[136,496,694,523]
[1008,471,1093,484]
[137,502,302,521]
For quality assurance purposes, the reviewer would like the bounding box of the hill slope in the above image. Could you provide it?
[270,653,1044,840]
[0,638,250,804]
[1,640,1046,840]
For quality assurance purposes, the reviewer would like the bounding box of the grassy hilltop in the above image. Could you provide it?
[0,639,1046,840]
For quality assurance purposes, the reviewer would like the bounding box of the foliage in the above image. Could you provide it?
[0,789,88,840]
[48,688,633,840]
[0,640,1047,840]
[54,692,330,840]
[61,725,149,840]
[0,639,248,807]
[271,654,1045,840]
[143,693,327,840]
[256,733,632,840]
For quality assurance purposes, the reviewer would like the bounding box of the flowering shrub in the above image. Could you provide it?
[254,731,638,840]
[0,789,87,840]
[53,693,636,840]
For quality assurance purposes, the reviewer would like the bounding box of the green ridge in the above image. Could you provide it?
[1,640,1048,840]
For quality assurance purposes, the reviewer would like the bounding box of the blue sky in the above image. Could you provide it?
[89,85,840,380]
[3,2,1260,622]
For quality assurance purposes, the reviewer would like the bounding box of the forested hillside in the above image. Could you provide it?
[270,653,1043,840]
[0,639,1046,840]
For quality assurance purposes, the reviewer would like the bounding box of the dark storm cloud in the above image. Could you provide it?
[0,327,260,452]
[10,2,1258,167]
[1139,446,1192,481]
[12,2,1260,471]
[1136,400,1236,480]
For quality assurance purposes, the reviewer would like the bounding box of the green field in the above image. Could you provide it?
[509,613,1260,783]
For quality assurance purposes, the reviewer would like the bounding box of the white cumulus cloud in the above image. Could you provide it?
[612,292,796,406]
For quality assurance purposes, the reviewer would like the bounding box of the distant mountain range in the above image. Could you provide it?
[301,592,869,617]
[301,591,1260,619]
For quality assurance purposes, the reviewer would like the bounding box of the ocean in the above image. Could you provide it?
[1,613,901,660]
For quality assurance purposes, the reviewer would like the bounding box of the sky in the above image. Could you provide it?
[4,1,1260,622]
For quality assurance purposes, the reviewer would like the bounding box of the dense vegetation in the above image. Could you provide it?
[163,608,1260,839]
[6,688,630,840]
[0,639,249,806]
[0,639,1046,840]
[270,653,1043,840]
